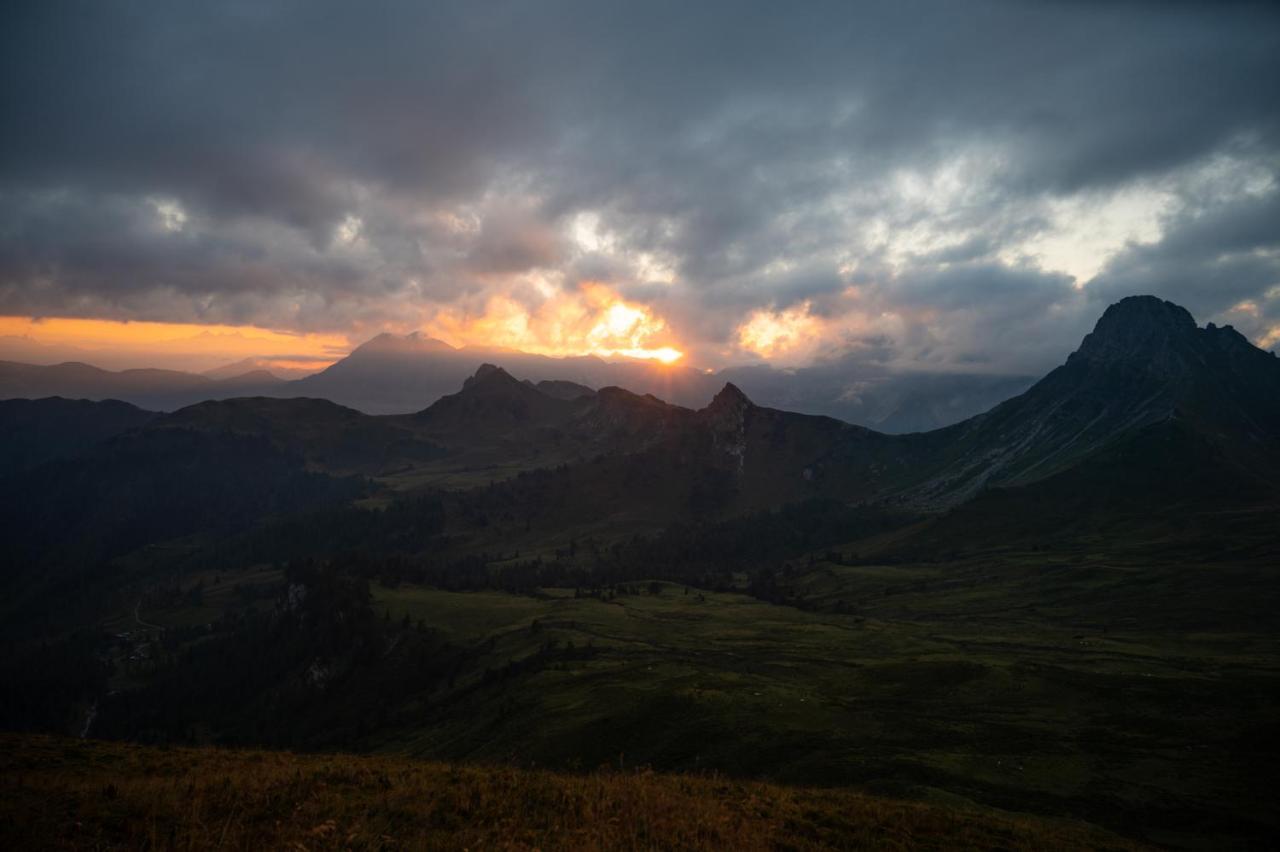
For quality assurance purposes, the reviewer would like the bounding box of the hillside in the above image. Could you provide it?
[162,396,445,474]
[0,734,1143,851]
[0,397,156,476]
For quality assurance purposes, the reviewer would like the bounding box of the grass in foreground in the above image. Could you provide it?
[0,734,1142,851]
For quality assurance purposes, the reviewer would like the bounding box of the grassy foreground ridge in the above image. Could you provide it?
[0,734,1143,850]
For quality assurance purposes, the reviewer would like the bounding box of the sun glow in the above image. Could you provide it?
[622,346,683,364]
[426,282,684,364]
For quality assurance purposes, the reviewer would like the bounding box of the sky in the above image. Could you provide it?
[1,0,1278,375]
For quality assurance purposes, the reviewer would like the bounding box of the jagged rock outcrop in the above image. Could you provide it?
[701,383,753,471]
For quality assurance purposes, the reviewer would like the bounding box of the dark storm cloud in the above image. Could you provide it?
[464,209,563,277]
[1,0,1277,365]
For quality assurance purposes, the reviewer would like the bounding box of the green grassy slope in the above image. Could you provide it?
[364,568,1279,849]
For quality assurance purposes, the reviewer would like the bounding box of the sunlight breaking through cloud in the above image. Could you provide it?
[425,283,683,363]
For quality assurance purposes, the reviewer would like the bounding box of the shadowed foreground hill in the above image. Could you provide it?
[0,735,1142,851]
[0,397,156,476]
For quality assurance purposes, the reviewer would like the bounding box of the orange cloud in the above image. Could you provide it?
[426,283,683,363]
[0,315,349,373]
[736,301,825,362]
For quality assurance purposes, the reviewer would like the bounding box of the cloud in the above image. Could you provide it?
[0,0,1277,369]
[1088,177,1280,344]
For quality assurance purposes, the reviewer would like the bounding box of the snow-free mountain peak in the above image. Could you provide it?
[462,363,520,390]
[705,382,753,413]
[1071,295,1200,369]
[355,331,457,357]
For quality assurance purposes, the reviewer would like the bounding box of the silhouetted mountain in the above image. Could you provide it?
[0,360,283,410]
[530,379,596,400]
[573,385,694,451]
[289,336,716,415]
[0,333,1038,431]
[413,364,581,438]
[288,334,1034,430]
[203,359,281,381]
[163,396,444,474]
[0,397,157,477]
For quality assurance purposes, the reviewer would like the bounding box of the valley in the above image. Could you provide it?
[62,512,1278,848]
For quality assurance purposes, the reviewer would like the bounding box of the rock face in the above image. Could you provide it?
[1071,296,1199,371]
[1070,295,1273,383]
[701,384,753,471]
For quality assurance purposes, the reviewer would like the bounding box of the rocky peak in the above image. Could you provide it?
[701,383,753,471]
[1070,295,1199,369]
[355,331,455,356]
[705,382,753,415]
[1203,322,1256,356]
[462,363,518,391]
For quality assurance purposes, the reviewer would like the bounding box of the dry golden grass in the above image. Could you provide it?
[0,734,1143,851]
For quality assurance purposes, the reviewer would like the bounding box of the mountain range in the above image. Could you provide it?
[4,296,1277,568]
[0,359,285,413]
[0,331,1035,434]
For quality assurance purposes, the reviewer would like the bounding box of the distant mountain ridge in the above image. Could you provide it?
[0,338,1036,434]
[202,357,321,381]
[0,359,283,411]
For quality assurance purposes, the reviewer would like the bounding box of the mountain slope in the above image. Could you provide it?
[0,426,364,576]
[413,363,582,437]
[163,396,444,474]
[906,296,1280,505]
